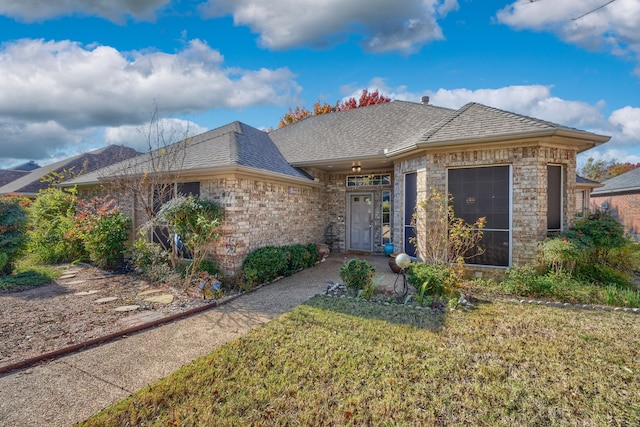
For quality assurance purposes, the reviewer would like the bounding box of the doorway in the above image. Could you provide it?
[348,193,373,251]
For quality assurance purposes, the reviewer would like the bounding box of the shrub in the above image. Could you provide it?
[406,263,452,300]
[242,246,288,286]
[283,244,310,276]
[29,188,82,264]
[539,237,582,275]
[0,195,30,274]
[83,212,130,270]
[305,243,319,267]
[132,237,176,283]
[339,259,375,293]
[560,211,626,265]
[150,196,223,288]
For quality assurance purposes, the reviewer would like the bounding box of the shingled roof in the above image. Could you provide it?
[65,122,311,186]
[414,102,609,150]
[0,170,29,188]
[269,101,454,165]
[591,167,640,195]
[0,145,140,196]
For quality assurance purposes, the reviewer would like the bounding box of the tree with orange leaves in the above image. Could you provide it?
[277,89,391,128]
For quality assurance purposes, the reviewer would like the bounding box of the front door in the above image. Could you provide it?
[349,194,373,251]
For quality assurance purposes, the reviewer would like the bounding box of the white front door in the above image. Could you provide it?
[349,194,373,251]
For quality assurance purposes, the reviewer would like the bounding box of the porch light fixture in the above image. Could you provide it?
[351,165,362,173]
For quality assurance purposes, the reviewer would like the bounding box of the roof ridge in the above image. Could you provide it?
[418,102,474,142]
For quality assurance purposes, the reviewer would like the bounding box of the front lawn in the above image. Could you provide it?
[80,296,640,426]
[0,258,59,292]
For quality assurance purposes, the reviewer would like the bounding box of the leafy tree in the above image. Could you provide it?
[0,195,30,274]
[579,157,640,182]
[147,196,223,288]
[277,89,391,128]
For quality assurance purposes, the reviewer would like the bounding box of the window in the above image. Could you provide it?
[576,190,586,218]
[347,174,391,187]
[448,166,510,267]
[152,182,200,247]
[547,165,562,231]
[382,190,391,244]
[404,172,417,257]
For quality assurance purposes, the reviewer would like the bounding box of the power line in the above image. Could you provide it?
[572,0,617,21]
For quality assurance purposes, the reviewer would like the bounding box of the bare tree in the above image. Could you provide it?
[97,107,193,247]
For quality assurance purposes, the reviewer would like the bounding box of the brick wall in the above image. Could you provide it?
[201,175,326,277]
[393,144,577,267]
[590,192,640,241]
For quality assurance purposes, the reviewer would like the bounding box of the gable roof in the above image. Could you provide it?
[10,161,40,171]
[591,167,640,195]
[65,122,312,186]
[0,145,140,196]
[414,103,610,151]
[269,101,454,166]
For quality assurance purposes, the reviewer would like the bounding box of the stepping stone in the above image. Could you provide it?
[59,274,77,279]
[94,297,118,304]
[63,280,87,285]
[137,289,163,296]
[74,290,100,296]
[114,305,140,312]
[144,294,174,304]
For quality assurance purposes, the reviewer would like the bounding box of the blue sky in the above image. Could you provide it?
[1,0,639,170]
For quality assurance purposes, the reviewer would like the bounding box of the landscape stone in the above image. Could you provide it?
[94,297,118,304]
[114,305,140,312]
[137,289,163,296]
[64,280,87,285]
[73,290,100,296]
[143,294,174,304]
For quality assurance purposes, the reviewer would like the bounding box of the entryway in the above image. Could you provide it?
[348,193,373,251]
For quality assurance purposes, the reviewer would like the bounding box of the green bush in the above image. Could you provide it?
[198,258,220,276]
[339,259,375,294]
[305,243,319,268]
[83,212,130,270]
[242,246,288,286]
[575,263,630,288]
[0,195,30,274]
[559,211,626,265]
[29,188,83,264]
[406,263,452,299]
[283,244,310,276]
[132,237,175,283]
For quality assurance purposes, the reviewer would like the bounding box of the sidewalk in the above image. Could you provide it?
[0,255,395,427]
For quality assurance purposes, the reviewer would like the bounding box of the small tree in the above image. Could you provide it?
[0,195,30,274]
[147,196,223,288]
[411,187,486,279]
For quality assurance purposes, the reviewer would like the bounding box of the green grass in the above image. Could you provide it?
[0,257,59,292]
[80,296,640,426]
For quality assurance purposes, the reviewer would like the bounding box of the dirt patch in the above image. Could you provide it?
[0,264,222,370]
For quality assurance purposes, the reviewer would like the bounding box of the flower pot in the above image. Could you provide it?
[383,242,394,256]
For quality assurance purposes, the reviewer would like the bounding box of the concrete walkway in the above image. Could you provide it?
[0,255,396,427]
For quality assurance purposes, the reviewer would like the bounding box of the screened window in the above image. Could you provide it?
[404,172,417,257]
[547,165,562,231]
[448,166,510,267]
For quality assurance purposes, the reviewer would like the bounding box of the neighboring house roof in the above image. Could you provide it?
[576,175,604,189]
[10,161,41,171]
[0,169,29,188]
[65,122,312,186]
[0,145,140,196]
[591,167,640,196]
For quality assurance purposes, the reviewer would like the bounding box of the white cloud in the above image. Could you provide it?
[104,119,209,152]
[609,106,640,140]
[497,0,640,77]
[199,0,458,54]
[0,38,301,166]
[0,0,169,22]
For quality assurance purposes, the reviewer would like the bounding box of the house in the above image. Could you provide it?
[575,175,603,218]
[0,145,140,197]
[590,167,640,241]
[63,100,610,277]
